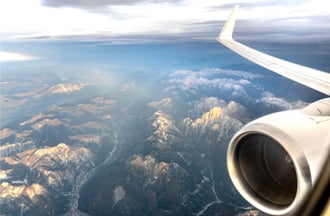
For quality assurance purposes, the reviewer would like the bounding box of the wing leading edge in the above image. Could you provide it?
[217,5,330,96]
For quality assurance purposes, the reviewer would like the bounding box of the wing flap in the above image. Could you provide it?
[218,6,330,96]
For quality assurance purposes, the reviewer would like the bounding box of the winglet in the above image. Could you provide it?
[217,5,239,41]
[216,5,330,96]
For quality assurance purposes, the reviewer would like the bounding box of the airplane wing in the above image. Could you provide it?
[217,5,330,96]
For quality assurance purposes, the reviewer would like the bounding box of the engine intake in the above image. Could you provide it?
[227,100,330,215]
[237,133,297,206]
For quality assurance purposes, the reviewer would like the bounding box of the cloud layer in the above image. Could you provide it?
[166,68,257,98]
[1,0,329,41]
[42,0,180,7]
[165,67,307,120]
[0,52,40,62]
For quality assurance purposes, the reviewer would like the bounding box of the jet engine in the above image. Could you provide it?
[227,98,330,215]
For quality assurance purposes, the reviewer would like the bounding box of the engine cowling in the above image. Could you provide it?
[227,98,330,215]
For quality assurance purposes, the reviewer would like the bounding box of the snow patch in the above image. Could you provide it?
[113,186,125,208]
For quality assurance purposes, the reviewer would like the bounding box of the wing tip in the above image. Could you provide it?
[217,5,240,41]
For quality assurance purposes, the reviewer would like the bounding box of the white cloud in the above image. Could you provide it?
[257,91,307,110]
[167,68,253,97]
[170,68,262,79]
[0,0,114,37]
[222,101,250,122]
[168,76,249,95]
[0,52,40,62]
[0,0,329,40]
[42,0,181,7]
[166,67,308,119]
[188,97,226,116]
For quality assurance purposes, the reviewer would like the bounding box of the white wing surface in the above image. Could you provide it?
[217,5,330,96]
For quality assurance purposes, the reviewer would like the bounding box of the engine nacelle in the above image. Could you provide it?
[227,98,330,215]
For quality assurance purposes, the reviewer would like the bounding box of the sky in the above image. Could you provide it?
[0,0,329,42]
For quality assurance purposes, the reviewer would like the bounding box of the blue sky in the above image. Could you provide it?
[0,0,329,42]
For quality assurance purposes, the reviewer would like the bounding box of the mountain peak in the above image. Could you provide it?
[148,111,181,150]
[201,107,222,121]
[192,107,223,128]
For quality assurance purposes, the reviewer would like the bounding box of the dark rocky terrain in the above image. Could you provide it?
[0,69,271,216]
